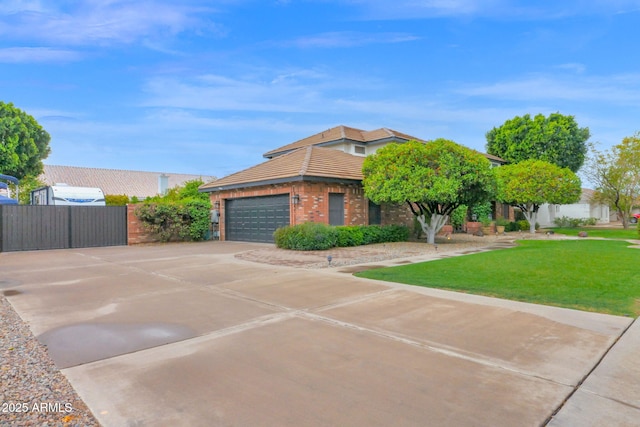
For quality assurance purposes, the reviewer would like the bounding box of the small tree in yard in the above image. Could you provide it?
[494,160,581,234]
[583,134,640,229]
[362,139,495,244]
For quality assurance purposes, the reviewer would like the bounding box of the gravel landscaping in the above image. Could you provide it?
[0,297,100,427]
[236,232,526,268]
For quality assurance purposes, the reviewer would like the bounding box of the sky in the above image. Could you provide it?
[1,0,639,181]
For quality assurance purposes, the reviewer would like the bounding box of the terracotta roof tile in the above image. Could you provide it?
[41,165,216,199]
[200,147,364,191]
[263,125,422,158]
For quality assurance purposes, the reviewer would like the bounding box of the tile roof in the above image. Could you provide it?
[41,165,216,199]
[200,147,364,191]
[263,125,423,158]
[200,125,505,192]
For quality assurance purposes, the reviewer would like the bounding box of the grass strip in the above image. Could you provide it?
[549,227,638,239]
[356,239,640,316]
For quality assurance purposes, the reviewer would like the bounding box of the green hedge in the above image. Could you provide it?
[105,194,129,206]
[274,223,409,250]
[135,199,210,242]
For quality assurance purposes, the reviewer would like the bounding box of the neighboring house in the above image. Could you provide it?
[200,125,504,243]
[536,188,610,227]
[40,165,215,200]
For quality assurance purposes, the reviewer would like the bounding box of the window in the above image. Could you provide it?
[354,146,366,155]
[328,193,345,225]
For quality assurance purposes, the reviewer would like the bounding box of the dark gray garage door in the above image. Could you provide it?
[225,194,290,243]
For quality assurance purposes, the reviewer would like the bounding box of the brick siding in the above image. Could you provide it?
[126,204,156,245]
[208,181,415,241]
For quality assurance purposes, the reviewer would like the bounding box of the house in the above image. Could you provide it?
[200,125,504,243]
[40,165,215,200]
[536,189,610,227]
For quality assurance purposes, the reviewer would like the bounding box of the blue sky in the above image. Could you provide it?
[2,1,639,180]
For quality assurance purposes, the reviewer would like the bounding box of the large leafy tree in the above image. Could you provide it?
[0,101,51,179]
[363,139,495,244]
[486,113,590,172]
[583,134,640,229]
[495,160,582,233]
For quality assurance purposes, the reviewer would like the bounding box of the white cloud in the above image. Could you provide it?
[555,63,587,74]
[457,73,640,105]
[275,31,420,48]
[340,0,640,20]
[0,47,82,63]
[0,1,222,46]
[140,66,386,113]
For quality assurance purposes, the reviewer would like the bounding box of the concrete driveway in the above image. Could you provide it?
[1,241,638,426]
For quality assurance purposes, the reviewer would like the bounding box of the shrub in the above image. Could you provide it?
[553,216,599,228]
[335,226,364,247]
[505,221,520,232]
[471,201,492,222]
[361,225,385,245]
[450,205,468,231]
[183,199,211,241]
[273,222,337,250]
[135,199,210,242]
[274,223,409,250]
[105,194,129,206]
[379,224,410,242]
[517,220,539,231]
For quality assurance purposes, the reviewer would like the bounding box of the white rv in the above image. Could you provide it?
[31,185,106,206]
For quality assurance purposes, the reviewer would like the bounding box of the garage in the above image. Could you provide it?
[225,194,290,243]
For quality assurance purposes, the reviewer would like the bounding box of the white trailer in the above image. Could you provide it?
[30,185,106,206]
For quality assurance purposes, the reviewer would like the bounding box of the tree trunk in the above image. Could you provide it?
[617,208,629,229]
[416,213,448,244]
[522,210,538,234]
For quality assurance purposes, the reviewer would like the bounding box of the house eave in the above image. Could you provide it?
[200,175,362,192]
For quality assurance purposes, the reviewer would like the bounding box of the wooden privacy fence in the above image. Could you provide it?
[0,205,128,252]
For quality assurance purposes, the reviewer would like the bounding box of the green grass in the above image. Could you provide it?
[356,240,640,316]
[549,227,639,239]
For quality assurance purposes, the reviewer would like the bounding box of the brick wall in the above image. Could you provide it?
[208,181,405,241]
[382,203,414,228]
[126,204,156,245]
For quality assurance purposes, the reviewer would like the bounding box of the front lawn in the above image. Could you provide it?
[356,240,640,316]
[549,227,638,239]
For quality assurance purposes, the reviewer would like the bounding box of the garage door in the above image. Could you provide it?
[225,194,290,243]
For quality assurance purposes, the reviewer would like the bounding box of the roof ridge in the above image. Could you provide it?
[44,164,213,177]
[299,146,314,176]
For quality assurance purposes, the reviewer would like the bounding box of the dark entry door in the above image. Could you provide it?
[328,193,344,226]
[225,194,290,243]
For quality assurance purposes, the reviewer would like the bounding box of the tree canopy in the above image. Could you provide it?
[0,101,51,180]
[494,159,581,233]
[362,139,495,243]
[486,113,590,172]
[583,134,640,229]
